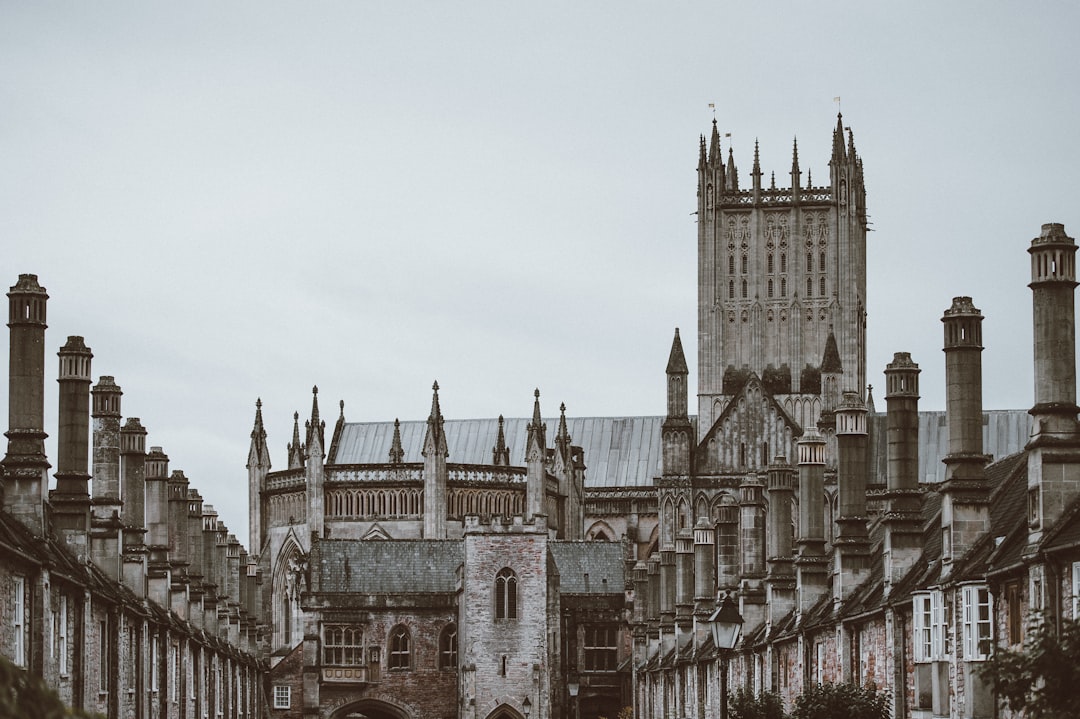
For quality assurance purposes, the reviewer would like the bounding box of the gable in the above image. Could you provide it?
[696,375,802,475]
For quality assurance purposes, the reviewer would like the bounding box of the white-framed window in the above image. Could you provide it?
[930,590,948,658]
[13,576,26,667]
[56,594,68,674]
[962,584,993,661]
[99,620,109,692]
[814,641,825,684]
[170,642,179,702]
[913,590,948,661]
[150,635,159,691]
[913,593,932,662]
[1072,561,1080,618]
[273,685,291,709]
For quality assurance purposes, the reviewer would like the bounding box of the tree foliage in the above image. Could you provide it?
[789,681,889,719]
[729,686,786,719]
[979,613,1080,719]
[0,655,104,719]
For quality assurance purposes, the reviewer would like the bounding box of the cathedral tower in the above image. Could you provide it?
[696,116,867,440]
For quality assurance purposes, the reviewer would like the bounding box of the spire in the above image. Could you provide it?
[556,403,571,451]
[821,327,843,373]
[807,168,812,186]
[287,411,304,469]
[847,126,857,159]
[389,418,404,464]
[708,118,721,164]
[526,388,547,456]
[726,146,738,190]
[791,136,801,194]
[752,139,762,197]
[698,134,707,171]
[831,112,847,163]
[865,384,876,414]
[666,327,688,374]
[769,171,776,191]
[247,398,270,469]
[422,381,447,458]
[492,415,510,466]
[305,385,325,452]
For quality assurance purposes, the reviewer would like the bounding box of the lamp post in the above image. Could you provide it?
[707,594,745,719]
[567,671,580,719]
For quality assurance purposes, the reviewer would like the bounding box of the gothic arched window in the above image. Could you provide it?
[807,250,813,271]
[389,625,411,670]
[807,277,813,297]
[741,255,748,274]
[820,277,826,297]
[768,279,774,298]
[728,280,734,299]
[767,254,774,273]
[495,568,518,619]
[439,624,458,670]
[780,253,787,273]
[781,277,787,297]
[741,280,747,299]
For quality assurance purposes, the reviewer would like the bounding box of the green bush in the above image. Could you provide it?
[789,681,889,719]
[0,655,104,719]
[729,686,786,719]
[979,613,1080,719]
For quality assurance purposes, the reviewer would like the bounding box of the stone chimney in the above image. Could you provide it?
[739,473,766,630]
[795,428,829,618]
[1026,223,1080,546]
[674,528,694,646]
[50,336,93,561]
[119,417,148,595]
[2,275,51,535]
[715,501,740,590]
[834,391,870,603]
[167,470,191,617]
[144,446,172,607]
[940,297,989,571]
[90,375,123,579]
[766,456,796,624]
[883,353,924,592]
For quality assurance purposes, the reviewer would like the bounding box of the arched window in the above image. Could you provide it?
[807,250,813,271]
[389,625,411,670]
[439,624,458,670]
[728,280,734,299]
[781,277,787,297]
[820,276,826,296]
[820,250,826,271]
[767,253,774,273]
[807,277,813,297]
[780,253,787,273]
[768,279,774,298]
[495,568,518,619]
[741,280,747,299]
[728,255,735,274]
[741,255,748,274]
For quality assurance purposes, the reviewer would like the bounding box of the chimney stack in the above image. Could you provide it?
[795,428,829,618]
[940,297,989,570]
[120,417,148,595]
[1026,223,1080,545]
[834,391,871,603]
[766,456,796,624]
[883,353,924,592]
[50,336,93,560]
[2,275,51,535]
[90,375,123,579]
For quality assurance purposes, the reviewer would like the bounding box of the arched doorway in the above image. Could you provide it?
[483,704,525,719]
[330,699,410,719]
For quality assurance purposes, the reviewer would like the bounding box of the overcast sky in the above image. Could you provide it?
[2,2,1077,550]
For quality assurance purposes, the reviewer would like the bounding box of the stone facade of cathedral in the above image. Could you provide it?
[0,275,264,718]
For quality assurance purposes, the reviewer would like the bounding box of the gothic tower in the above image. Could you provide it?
[696,115,867,441]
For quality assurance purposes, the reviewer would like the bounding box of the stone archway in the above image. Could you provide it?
[330,698,411,719]
[483,704,525,719]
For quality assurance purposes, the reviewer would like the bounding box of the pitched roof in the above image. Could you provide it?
[331,416,665,488]
[550,541,626,593]
[313,539,463,593]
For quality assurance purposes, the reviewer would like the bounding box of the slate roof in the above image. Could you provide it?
[331,416,666,488]
[550,541,626,593]
[313,539,463,593]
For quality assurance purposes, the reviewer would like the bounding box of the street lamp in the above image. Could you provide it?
[567,671,580,719]
[522,695,531,717]
[707,594,745,719]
